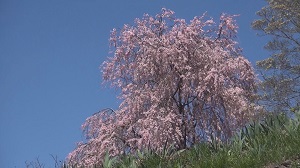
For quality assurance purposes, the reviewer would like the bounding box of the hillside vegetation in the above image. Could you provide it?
[62,111,300,168]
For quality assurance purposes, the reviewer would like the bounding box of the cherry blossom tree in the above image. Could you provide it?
[68,8,260,167]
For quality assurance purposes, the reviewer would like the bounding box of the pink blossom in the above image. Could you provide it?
[68,9,261,166]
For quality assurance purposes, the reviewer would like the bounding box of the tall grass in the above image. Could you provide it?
[97,111,300,168]
[29,111,300,168]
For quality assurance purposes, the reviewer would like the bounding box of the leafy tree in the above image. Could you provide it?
[68,9,260,167]
[252,0,300,113]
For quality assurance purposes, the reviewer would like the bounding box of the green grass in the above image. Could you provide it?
[58,111,300,168]
[98,111,300,168]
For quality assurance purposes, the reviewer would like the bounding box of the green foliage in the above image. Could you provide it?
[252,0,300,113]
[33,110,300,168]
[92,110,300,168]
[103,151,117,168]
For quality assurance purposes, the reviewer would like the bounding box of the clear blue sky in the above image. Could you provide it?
[1,1,269,167]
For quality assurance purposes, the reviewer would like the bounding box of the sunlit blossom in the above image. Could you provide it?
[68,8,261,167]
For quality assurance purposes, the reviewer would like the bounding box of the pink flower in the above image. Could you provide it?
[68,8,260,167]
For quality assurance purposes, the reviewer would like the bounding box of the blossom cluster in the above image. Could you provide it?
[68,8,260,167]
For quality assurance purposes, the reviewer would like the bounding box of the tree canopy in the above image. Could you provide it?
[68,9,260,167]
[252,0,300,113]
